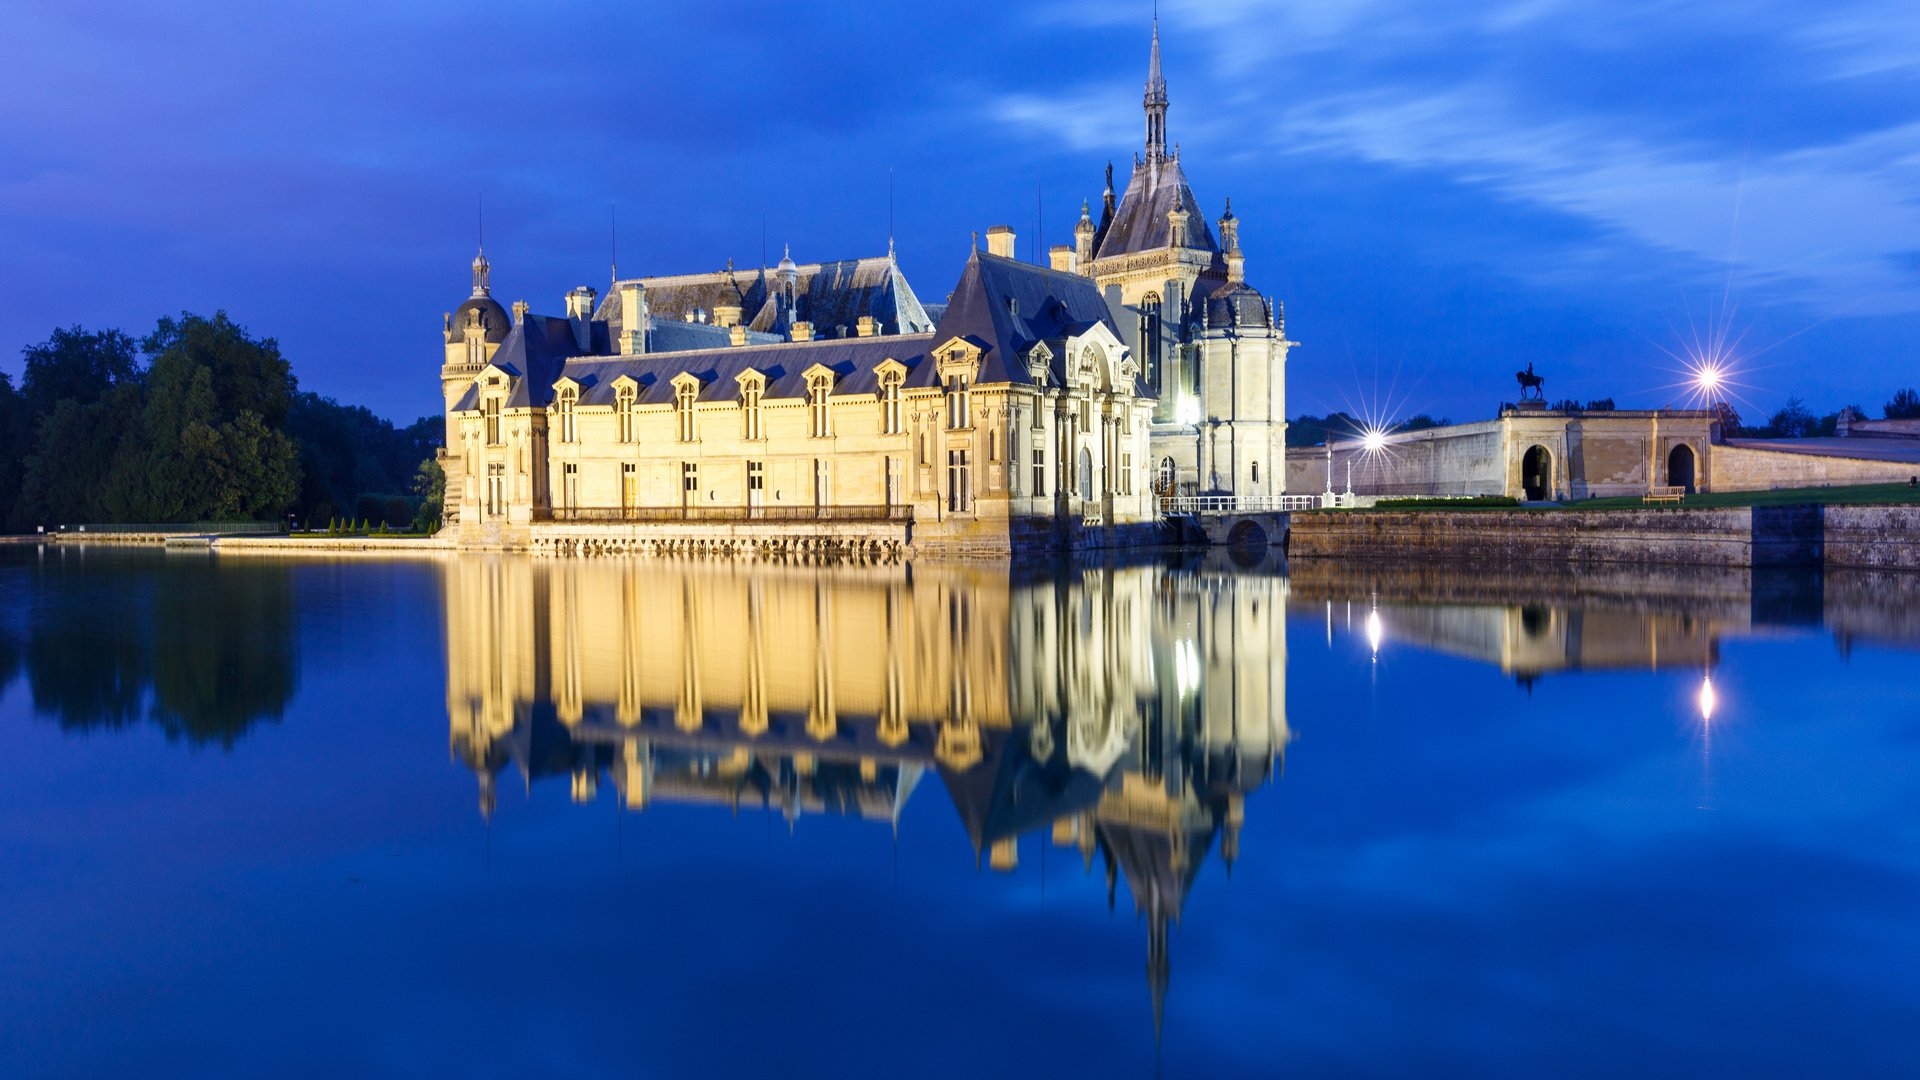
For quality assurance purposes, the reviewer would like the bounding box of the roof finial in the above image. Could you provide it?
[1144,8,1170,168]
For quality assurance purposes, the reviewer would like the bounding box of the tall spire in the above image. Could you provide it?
[1144,10,1169,167]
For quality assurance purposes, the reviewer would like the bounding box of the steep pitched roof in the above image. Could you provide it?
[593,256,934,340]
[1093,157,1220,261]
[555,334,935,406]
[927,251,1127,387]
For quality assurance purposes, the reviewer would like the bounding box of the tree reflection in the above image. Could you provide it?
[19,550,297,747]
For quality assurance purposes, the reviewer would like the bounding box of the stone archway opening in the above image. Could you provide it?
[1667,443,1696,494]
[1521,445,1553,502]
[1226,519,1269,548]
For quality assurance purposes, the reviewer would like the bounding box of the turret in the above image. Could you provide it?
[1074,200,1096,271]
[1220,199,1244,284]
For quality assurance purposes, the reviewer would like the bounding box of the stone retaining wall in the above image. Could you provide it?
[1289,505,1914,570]
[1823,506,1920,570]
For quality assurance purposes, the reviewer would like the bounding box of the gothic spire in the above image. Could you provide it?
[1144,12,1169,167]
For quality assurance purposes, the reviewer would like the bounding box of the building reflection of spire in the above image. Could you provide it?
[442,554,1290,1039]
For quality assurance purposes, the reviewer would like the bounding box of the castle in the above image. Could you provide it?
[437,18,1288,555]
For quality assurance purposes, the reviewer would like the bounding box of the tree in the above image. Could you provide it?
[1887,388,1920,420]
[19,326,139,417]
[142,312,297,426]
[412,456,445,533]
[1762,396,1819,439]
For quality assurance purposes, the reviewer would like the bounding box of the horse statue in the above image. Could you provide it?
[1515,362,1545,401]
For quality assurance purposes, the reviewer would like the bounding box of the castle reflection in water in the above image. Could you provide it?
[443,555,1290,1030]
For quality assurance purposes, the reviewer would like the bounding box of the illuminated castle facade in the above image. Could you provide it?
[434,19,1286,555]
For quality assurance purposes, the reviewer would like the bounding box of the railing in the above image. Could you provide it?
[51,521,287,536]
[1160,494,1352,515]
[536,505,913,525]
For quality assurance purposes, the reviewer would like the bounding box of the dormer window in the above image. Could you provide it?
[742,380,763,440]
[807,371,834,438]
[877,365,905,435]
[616,386,636,443]
[675,379,698,443]
[555,385,578,443]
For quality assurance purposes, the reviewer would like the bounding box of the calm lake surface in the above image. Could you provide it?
[2,546,1917,1078]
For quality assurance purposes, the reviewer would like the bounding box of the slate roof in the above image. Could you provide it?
[592,256,934,340]
[450,249,1154,412]
[446,294,513,345]
[931,250,1143,392]
[557,334,936,406]
[1094,157,1220,261]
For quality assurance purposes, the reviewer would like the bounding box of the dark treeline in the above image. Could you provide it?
[1728,389,1920,439]
[1287,411,1451,447]
[0,315,441,530]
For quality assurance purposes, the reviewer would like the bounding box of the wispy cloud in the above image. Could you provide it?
[996,0,1920,315]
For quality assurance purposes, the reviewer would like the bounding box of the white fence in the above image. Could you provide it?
[1160,494,1357,515]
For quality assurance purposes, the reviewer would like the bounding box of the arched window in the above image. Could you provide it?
[808,374,833,438]
[742,382,763,440]
[879,370,903,435]
[676,381,697,443]
[1251,460,1259,483]
[616,386,636,443]
[556,386,577,444]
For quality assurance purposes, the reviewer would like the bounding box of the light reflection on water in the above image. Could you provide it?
[2,546,1918,1077]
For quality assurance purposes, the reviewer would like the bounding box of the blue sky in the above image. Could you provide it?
[2,0,1917,425]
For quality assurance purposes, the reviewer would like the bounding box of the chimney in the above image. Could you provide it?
[714,303,743,328]
[1049,245,1075,273]
[511,299,529,324]
[856,315,877,338]
[618,283,648,355]
[730,324,749,347]
[989,837,1018,872]
[986,225,1016,259]
[565,286,596,352]
[1074,201,1097,274]
[791,321,815,342]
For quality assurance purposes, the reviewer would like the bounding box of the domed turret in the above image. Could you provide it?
[1206,282,1270,330]
[447,247,512,345]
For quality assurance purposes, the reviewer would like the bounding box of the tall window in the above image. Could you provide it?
[808,375,832,438]
[556,386,577,443]
[742,383,763,440]
[681,462,698,503]
[486,463,505,516]
[1121,450,1133,495]
[1032,444,1046,497]
[616,387,635,443]
[989,428,1000,463]
[944,374,971,430]
[947,450,971,513]
[484,398,502,446]
[1139,292,1162,392]
[676,381,697,442]
[880,371,903,435]
[621,462,636,509]
[747,461,765,502]
[562,462,578,508]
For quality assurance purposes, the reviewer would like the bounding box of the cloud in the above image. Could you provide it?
[996,0,1920,315]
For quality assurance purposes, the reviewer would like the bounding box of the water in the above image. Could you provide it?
[1,546,1916,1077]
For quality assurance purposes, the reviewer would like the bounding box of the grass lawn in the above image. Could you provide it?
[1565,483,1920,510]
